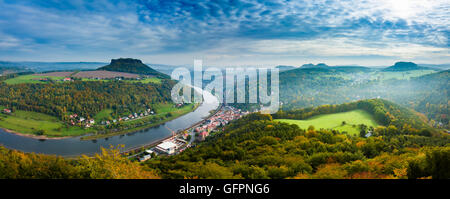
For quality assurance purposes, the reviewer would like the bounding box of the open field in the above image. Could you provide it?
[94,109,114,121]
[3,72,161,84]
[3,74,66,84]
[82,77,162,84]
[0,107,93,137]
[275,109,380,135]
[94,103,194,125]
[72,70,140,78]
[129,77,162,84]
[121,103,196,126]
[34,71,76,77]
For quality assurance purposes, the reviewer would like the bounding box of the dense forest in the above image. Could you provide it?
[144,112,449,179]
[0,145,158,179]
[0,80,175,120]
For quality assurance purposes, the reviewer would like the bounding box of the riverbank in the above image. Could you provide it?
[0,103,198,141]
[80,103,200,140]
[0,85,220,157]
[121,102,223,156]
[0,108,94,139]
[0,128,72,140]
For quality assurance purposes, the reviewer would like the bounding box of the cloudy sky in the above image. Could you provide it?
[0,0,448,66]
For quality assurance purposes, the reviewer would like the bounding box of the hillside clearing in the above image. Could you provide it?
[275,109,380,135]
[3,74,66,84]
[0,108,93,137]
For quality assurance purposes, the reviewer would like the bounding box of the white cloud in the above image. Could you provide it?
[0,0,448,65]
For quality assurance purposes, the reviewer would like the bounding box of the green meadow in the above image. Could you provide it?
[94,109,114,121]
[4,75,66,84]
[128,77,162,84]
[93,103,194,123]
[122,103,196,126]
[80,77,162,84]
[0,108,93,137]
[275,109,380,135]
[4,74,162,85]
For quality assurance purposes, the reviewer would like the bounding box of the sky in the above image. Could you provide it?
[0,0,448,67]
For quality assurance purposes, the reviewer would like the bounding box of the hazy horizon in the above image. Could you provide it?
[1,59,449,69]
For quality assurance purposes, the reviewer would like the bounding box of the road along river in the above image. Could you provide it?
[0,87,219,157]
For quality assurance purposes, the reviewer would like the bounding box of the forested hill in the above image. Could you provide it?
[0,80,176,120]
[273,99,432,132]
[98,58,170,79]
[407,70,449,127]
[0,146,159,179]
[276,62,448,129]
[382,62,435,71]
[144,113,450,179]
[301,63,330,69]
[0,65,31,75]
[285,64,371,73]
[412,69,449,82]
[275,65,296,72]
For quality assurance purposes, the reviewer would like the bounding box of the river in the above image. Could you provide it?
[0,87,219,157]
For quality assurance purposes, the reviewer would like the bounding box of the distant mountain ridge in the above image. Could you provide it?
[382,62,436,71]
[97,58,169,78]
[275,65,296,71]
[281,63,372,74]
[419,63,450,70]
[301,63,330,69]
[0,64,31,74]
[0,61,106,72]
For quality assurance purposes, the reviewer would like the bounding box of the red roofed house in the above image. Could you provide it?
[197,131,209,141]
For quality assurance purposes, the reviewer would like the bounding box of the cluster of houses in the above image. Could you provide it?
[68,108,156,128]
[116,108,155,123]
[2,108,11,114]
[135,106,249,162]
[68,113,95,128]
[194,106,249,141]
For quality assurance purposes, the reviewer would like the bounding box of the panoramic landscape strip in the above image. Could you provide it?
[0,0,448,192]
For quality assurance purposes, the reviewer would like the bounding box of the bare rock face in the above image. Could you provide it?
[110,58,144,66]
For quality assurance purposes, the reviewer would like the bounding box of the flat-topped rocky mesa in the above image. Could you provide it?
[98,58,170,78]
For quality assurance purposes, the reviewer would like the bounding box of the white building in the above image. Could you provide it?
[155,141,177,155]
